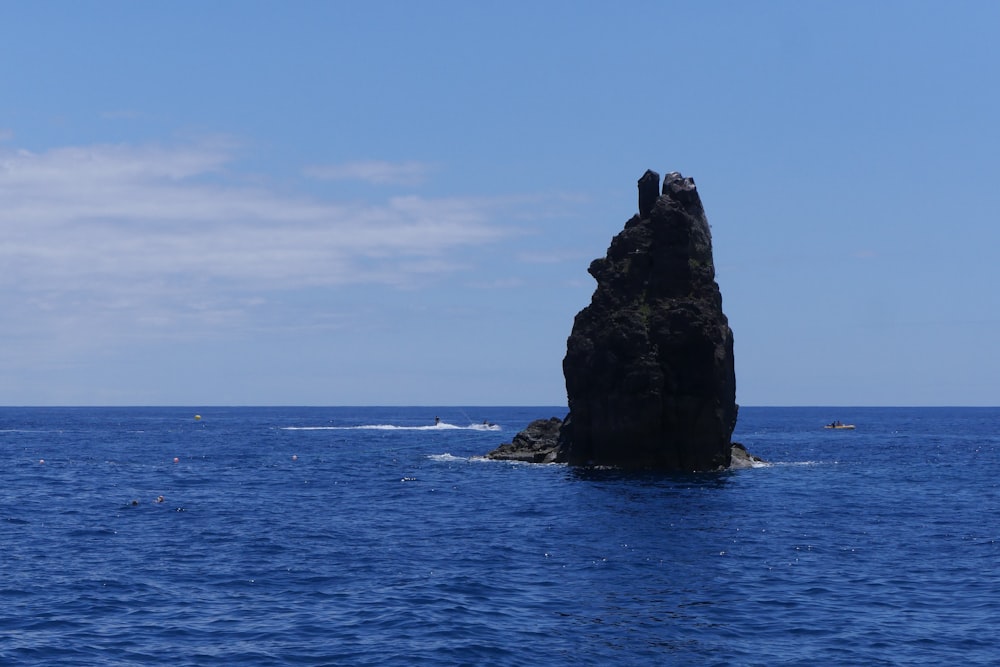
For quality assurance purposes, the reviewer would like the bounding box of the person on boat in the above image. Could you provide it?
[434,416,440,425]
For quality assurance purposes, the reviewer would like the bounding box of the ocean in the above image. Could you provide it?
[1,406,997,666]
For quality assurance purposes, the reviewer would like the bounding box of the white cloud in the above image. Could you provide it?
[303,159,434,186]
[0,140,525,348]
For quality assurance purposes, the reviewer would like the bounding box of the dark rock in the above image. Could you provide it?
[637,169,660,218]
[488,169,750,471]
[486,417,563,463]
[559,169,738,471]
[728,442,765,469]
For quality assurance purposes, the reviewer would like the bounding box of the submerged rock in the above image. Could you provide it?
[490,169,751,471]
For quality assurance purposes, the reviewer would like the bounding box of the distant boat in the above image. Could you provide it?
[824,422,855,430]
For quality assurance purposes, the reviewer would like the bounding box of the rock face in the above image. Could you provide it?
[487,169,741,471]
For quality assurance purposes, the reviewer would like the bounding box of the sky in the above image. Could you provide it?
[1,1,999,407]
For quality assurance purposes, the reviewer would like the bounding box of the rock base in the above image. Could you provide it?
[487,418,764,470]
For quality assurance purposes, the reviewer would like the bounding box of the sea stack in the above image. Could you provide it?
[487,169,739,470]
[559,170,737,470]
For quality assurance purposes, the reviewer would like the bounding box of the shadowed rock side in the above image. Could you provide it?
[488,169,747,471]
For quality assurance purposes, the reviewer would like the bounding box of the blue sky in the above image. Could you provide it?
[2,1,998,406]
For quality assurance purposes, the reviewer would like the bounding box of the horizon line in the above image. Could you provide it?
[1,404,998,409]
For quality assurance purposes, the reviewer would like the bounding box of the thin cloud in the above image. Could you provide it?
[303,160,434,186]
[0,141,526,346]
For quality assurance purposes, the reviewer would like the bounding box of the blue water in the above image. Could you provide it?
[1,406,998,666]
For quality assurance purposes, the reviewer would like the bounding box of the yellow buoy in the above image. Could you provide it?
[194,414,201,421]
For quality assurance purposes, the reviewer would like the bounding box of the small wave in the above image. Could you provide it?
[467,455,561,466]
[773,460,837,467]
[282,422,500,432]
[0,429,61,434]
[427,453,467,462]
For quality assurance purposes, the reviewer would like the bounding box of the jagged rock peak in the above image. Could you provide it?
[663,171,695,194]
[638,169,660,218]
[662,171,704,215]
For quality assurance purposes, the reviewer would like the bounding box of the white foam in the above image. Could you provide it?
[781,460,836,466]
[282,422,500,432]
[427,453,466,462]
[468,423,502,431]
[732,460,835,469]
[467,455,565,466]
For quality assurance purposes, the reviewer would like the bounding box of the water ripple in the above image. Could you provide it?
[1,407,999,665]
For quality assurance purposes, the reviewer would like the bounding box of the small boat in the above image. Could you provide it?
[824,422,855,430]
